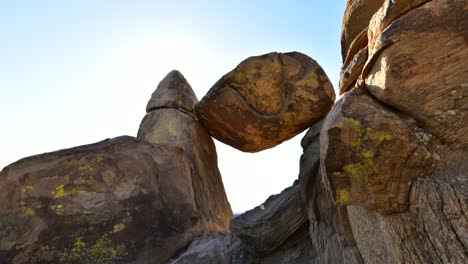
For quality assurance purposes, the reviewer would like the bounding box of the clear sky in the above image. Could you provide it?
[0,1,346,213]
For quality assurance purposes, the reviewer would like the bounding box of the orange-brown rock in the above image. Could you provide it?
[364,0,468,146]
[196,52,335,152]
[341,0,385,61]
[320,88,430,214]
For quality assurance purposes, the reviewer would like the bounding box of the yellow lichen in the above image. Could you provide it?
[51,204,64,214]
[21,185,33,194]
[24,208,36,217]
[62,235,129,263]
[343,162,373,184]
[79,164,94,172]
[53,184,87,199]
[53,184,66,199]
[367,128,393,143]
[336,189,350,204]
[113,223,126,233]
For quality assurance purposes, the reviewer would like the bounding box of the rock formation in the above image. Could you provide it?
[1,0,467,263]
[0,71,232,264]
[196,52,335,152]
[319,0,467,262]
[138,70,233,232]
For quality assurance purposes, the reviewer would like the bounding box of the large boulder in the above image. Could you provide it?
[138,70,233,231]
[0,137,199,263]
[196,52,335,152]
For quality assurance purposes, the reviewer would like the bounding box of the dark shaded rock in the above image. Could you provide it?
[230,181,307,255]
[258,223,315,264]
[146,70,198,116]
[138,71,233,232]
[196,52,335,152]
[0,137,200,264]
[170,232,255,264]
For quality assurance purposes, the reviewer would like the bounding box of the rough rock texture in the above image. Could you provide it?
[316,0,468,262]
[170,233,254,264]
[341,0,385,61]
[146,70,198,116]
[364,0,468,146]
[138,70,233,231]
[0,137,199,264]
[299,121,364,264]
[172,183,315,264]
[196,51,335,152]
[321,88,431,214]
[230,181,307,255]
[0,70,232,264]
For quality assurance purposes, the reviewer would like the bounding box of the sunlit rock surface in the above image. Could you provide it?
[196,51,335,152]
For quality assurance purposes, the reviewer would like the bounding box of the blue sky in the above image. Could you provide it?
[0,1,346,213]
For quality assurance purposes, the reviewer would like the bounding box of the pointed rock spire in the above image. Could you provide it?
[146,70,198,113]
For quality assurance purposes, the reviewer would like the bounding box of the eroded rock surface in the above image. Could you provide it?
[172,183,315,264]
[138,70,233,231]
[299,121,363,264]
[0,70,232,264]
[317,0,468,262]
[230,181,307,255]
[196,52,335,152]
[0,137,198,263]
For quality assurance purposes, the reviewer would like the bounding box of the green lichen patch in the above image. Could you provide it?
[59,234,130,264]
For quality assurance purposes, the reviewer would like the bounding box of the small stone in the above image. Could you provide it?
[447,110,456,116]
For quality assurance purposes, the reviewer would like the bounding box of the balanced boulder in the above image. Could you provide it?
[196,52,335,152]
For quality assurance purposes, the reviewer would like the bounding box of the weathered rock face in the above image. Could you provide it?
[341,0,385,61]
[196,51,335,152]
[145,70,198,115]
[0,137,199,264]
[230,181,307,255]
[138,70,233,231]
[364,0,468,146]
[299,120,363,264]
[316,0,468,263]
[320,88,431,214]
[170,232,254,264]
[172,182,315,264]
[0,70,233,264]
